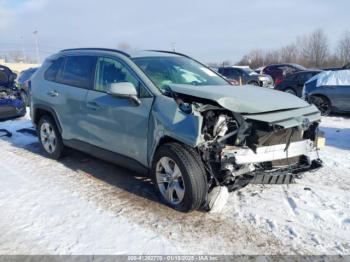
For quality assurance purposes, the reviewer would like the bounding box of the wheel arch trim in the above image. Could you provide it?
[32,104,62,134]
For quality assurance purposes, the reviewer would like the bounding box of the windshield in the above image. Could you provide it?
[133,56,228,91]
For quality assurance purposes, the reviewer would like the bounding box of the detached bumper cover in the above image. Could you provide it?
[226,159,322,191]
[222,139,322,190]
[250,159,323,185]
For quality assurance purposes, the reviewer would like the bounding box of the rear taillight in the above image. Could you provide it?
[275,77,283,85]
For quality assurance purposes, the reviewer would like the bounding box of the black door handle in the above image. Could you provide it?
[87,101,101,110]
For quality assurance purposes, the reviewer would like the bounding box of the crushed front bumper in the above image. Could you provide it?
[249,158,323,184]
[221,139,318,165]
[225,159,323,191]
[221,139,323,190]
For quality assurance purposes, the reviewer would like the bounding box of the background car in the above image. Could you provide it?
[274,70,322,97]
[304,69,350,115]
[262,63,306,85]
[0,65,26,121]
[0,87,26,121]
[218,66,273,87]
[0,65,17,89]
[17,67,39,106]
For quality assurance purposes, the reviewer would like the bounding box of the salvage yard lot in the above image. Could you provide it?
[0,113,349,255]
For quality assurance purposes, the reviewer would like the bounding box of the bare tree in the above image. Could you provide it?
[299,29,329,67]
[280,43,299,63]
[237,49,265,68]
[337,31,350,65]
[264,50,280,65]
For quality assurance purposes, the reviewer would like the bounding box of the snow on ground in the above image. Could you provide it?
[0,112,349,255]
[223,115,350,254]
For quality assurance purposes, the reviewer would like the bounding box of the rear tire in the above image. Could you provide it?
[151,143,207,212]
[37,115,65,159]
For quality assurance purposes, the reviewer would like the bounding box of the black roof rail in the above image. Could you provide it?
[145,50,191,59]
[60,48,131,57]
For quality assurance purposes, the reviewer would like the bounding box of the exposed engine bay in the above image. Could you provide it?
[0,87,18,100]
[171,91,323,196]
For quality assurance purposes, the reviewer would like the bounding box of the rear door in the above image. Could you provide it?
[84,56,154,166]
[47,55,97,142]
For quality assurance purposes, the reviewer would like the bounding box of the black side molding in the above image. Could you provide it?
[63,139,149,175]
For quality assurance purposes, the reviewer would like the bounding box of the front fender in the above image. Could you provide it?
[147,95,203,166]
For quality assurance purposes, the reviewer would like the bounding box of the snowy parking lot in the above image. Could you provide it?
[0,112,349,255]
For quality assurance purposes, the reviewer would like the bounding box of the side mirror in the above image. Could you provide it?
[107,82,141,105]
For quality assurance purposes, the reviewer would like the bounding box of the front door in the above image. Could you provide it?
[327,85,350,112]
[84,57,154,166]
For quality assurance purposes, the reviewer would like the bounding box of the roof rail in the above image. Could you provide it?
[60,48,131,57]
[145,50,191,59]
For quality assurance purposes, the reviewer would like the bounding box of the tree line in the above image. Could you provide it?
[229,29,350,69]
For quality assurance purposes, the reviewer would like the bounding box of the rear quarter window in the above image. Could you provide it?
[58,56,97,89]
[44,57,64,82]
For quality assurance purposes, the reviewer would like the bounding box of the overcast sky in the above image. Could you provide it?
[0,0,349,63]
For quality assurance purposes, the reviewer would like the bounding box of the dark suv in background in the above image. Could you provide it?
[263,63,306,85]
[274,70,322,97]
[218,66,273,87]
[17,67,39,106]
[0,65,26,120]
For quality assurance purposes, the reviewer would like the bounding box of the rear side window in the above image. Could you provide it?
[44,57,64,82]
[58,56,97,89]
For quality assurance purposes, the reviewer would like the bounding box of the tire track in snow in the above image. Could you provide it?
[0,139,287,255]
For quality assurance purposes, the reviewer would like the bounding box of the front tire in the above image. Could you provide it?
[311,95,331,116]
[37,115,65,159]
[285,88,296,96]
[151,143,207,212]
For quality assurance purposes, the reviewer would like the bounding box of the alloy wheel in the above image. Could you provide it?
[156,156,185,205]
[40,122,57,154]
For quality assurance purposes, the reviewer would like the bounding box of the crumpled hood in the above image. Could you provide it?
[169,84,309,114]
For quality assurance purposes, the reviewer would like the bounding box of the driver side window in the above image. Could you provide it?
[95,57,139,93]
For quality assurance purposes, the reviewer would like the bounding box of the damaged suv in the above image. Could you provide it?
[31,48,323,212]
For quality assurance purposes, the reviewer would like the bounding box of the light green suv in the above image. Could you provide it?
[31,48,323,212]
